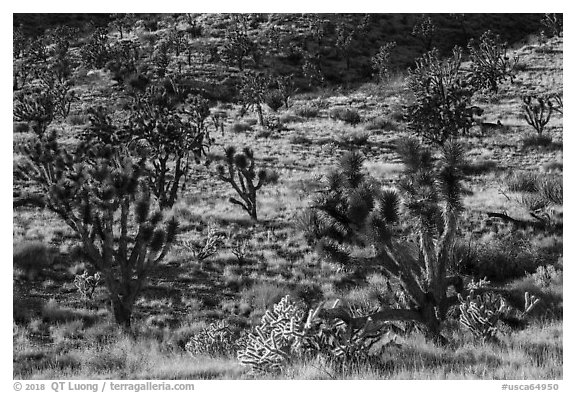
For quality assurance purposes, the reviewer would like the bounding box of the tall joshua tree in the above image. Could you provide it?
[15,131,177,329]
[309,139,466,342]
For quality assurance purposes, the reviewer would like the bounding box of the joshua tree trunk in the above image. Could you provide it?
[256,104,265,127]
[111,295,133,329]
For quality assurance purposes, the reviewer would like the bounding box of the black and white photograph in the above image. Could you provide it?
[9,7,568,386]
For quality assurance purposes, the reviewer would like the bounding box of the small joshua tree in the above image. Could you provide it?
[239,71,270,127]
[522,95,554,136]
[16,132,178,328]
[221,18,256,71]
[80,27,112,69]
[406,47,479,145]
[412,15,437,52]
[372,41,396,83]
[276,74,295,109]
[541,14,563,38]
[468,30,518,93]
[13,88,56,137]
[216,146,277,221]
[307,139,467,342]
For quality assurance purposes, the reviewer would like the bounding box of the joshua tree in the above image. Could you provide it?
[126,87,212,208]
[80,27,112,69]
[406,47,479,145]
[412,15,437,52]
[221,18,256,71]
[308,140,466,342]
[216,146,277,221]
[371,41,397,83]
[522,95,554,136]
[467,30,517,93]
[15,132,178,328]
[541,14,563,38]
[239,71,270,127]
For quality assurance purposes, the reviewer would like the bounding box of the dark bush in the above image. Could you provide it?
[329,107,361,126]
[13,122,29,133]
[294,105,319,119]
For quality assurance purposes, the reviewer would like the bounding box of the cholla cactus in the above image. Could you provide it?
[458,292,510,342]
[186,321,238,356]
[231,238,249,264]
[180,225,224,262]
[522,292,541,317]
[237,295,306,373]
[74,271,102,300]
[216,146,278,221]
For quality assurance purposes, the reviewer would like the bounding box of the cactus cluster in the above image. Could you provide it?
[180,225,224,262]
[74,271,102,300]
[458,292,510,342]
[185,321,239,356]
[237,295,307,373]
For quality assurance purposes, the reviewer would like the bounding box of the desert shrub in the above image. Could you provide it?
[335,129,370,146]
[13,241,57,279]
[531,265,562,289]
[41,299,96,324]
[538,175,562,205]
[505,171,540,193]
[264,90,284,112]
[329,107,361,126]
[365,117,397,131]
[542,161,562,173]
[289,134,313,145]
[230,122,253,133]
[240,282,290,315]
[294,105,319,119]
[461,159,499,175]
[67,114,88,126]
[49,320,85,344]
[13,122,29,133]
[460,231,562,282]
[522,134,553,148]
